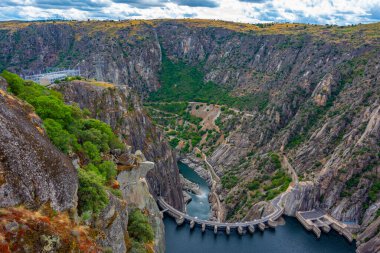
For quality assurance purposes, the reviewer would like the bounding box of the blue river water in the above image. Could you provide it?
[164,162,356,253]
[178,161,211,220]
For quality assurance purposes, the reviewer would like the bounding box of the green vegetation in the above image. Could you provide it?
[247,180,260,191]
[263,170,292,200]
[269,152,282,169]
[145,55,272,157]
[149,55,269,112]
[225,155,291,219]
[169,138,180,148]
[221,173,239,189]
[128,209,154,251]
[145,101,213,153]
[146,101,188,115]
[368,180,380,203]
[1,71,125,215]
[77,169,109,215]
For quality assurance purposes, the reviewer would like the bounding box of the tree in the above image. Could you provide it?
[77,169,109,215]
[128,209,154,243]
[83,141,101,163]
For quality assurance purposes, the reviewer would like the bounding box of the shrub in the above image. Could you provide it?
[44,119,77,154]
[269,152,281,169]
[221,174,239,189]
[130,241,147,253]
[1,70,24,94]
[169,138,180,148]
[167,130,177,136]
[97,160,117,182]
[346,175,360,189]
[83,141,101,163]
[33,95,74,125]
[369,180,380,202]
[247,181,260,191]
[128,209,154,243]
[77,169,109,215]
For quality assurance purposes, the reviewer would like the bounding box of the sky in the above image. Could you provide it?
[0,0,380,25]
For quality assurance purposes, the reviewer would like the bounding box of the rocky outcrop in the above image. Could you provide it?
[94,194,129,253]
[279,182,319,216]
[0,207,100,252]
[0,89,77,211]
[180,174,201,195]
[243,201,276,221]
[117,153,165,253]
[55,80,184,211]
[0,77,8,91]
[356,217,380,253]
[180,156,211,184]
[0,22,161,95]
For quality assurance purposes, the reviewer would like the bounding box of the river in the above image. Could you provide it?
[164,162,356,253]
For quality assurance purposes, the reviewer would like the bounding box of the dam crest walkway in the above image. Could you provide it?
[157,195,284,234]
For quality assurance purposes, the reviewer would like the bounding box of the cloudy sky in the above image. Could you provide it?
[0,0,379,25]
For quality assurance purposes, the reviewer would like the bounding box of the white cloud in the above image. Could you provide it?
[0,0,379,24]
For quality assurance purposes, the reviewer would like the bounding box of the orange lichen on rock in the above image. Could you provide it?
[112,180,120,189]
[0,207,101,253]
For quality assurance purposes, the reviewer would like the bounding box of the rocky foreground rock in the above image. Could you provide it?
[0,88,77,211]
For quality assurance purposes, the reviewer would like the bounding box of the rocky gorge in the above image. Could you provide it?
[0,19,379,252]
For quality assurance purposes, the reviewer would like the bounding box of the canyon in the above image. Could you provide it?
[0,19,379,252]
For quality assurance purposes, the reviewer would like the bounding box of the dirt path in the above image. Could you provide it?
[282,155,299,187]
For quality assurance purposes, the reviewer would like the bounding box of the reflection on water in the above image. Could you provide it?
[170,162,356,253]
[164,215,356,253]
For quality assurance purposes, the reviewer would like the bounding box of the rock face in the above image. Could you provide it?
[0,89,77,211]
[356,216,380,253]
[180,174,201,195]
[94,194,129,253]
[280,182,319,216]
[0,77,8,91]
[0,22,161,95]
[55,80,184,211]
[118,157,165,253]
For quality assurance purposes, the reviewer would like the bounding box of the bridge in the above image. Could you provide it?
[157,195,284,235]
[23,68,81,86]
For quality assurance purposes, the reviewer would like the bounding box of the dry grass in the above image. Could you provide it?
[166,19,380,46]
[1,19,379,46]
[0,206,100,253]
[72,79,114,88]
[87,80,115,88]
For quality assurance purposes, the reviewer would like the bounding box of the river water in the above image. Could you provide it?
[164,162,356,253]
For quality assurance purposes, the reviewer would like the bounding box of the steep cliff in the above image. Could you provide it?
[0,84,102,252]
[55,80,184,211]
[0,21,161,95]
[117,154,165,253]
[0,75,162,252]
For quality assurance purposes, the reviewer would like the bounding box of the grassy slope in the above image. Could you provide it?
[149,54,269,111]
